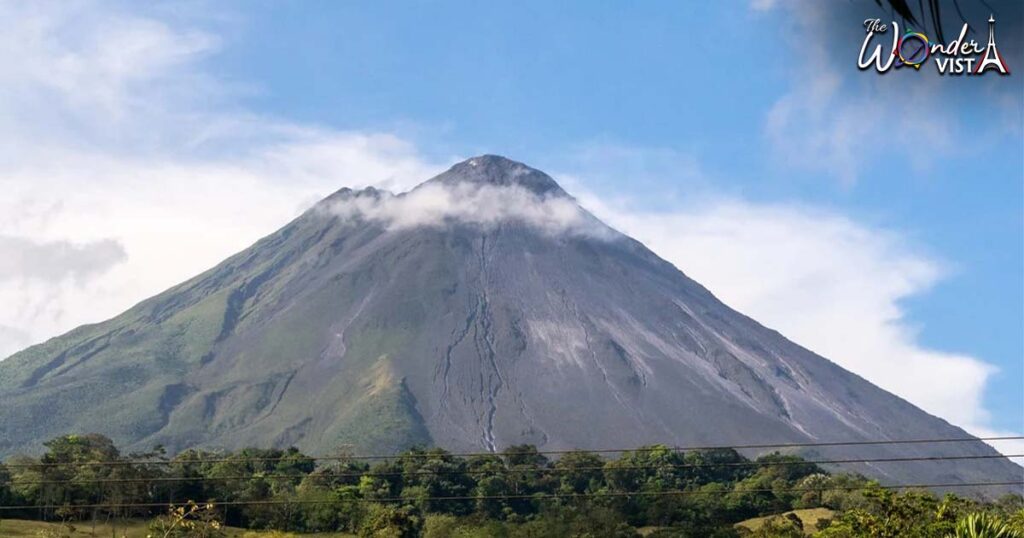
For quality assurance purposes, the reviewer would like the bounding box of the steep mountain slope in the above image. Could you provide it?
[0,156,1018,490]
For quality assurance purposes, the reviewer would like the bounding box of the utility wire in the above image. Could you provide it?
[8,453,1022,487]
[0,481,1019,511]
[5,435,1020,469]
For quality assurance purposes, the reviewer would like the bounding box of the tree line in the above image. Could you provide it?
[0,433,1021,537]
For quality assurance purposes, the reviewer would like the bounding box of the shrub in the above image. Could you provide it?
[147,501,225,538]
[948,513,1022,538]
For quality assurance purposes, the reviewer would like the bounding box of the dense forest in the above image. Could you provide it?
[0,434,1021,537]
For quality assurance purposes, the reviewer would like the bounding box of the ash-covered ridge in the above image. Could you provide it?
[424,154,568,197]
[0,155,1018,494]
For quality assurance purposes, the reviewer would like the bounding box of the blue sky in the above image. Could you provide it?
[0,1,1020,441]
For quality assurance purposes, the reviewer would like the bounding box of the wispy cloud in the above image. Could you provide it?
[0,326,31,356]
[0,1,223,155]
[0,236,126,283]
[320,182,605,237]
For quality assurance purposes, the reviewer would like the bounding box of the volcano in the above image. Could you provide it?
[0,155,1018,489]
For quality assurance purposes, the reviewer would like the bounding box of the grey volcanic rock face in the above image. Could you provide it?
[0,155,1019,491]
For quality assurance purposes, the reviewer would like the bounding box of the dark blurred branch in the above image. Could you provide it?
[871,0,991,42]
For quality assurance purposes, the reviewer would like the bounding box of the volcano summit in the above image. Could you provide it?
[0,155,1018,489]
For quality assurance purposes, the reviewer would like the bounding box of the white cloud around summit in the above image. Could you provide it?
[320,182,601,237]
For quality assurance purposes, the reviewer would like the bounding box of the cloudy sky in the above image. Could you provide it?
[1,0,1021,453]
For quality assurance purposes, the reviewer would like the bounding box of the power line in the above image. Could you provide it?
[0,481,1019,511]
[8,453,1022,487]
[5,435,1020,469]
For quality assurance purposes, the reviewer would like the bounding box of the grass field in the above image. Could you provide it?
[735,507,835,535]
[0,519,354,537]
[2,512,840,537]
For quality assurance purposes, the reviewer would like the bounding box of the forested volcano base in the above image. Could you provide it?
[1,435,1022,537]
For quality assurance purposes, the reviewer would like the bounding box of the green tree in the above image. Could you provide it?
[359,474,396,501]
[396,447,474,514]
[473,473,512,519]
[298,451,368,490]
[358,503,422,538]
[553,450,605,496]
[816,486,948,538]
[464,446,551,520]
[683,449,751,485]
[163,449,222,506]
[603,445,688,525]
[500,444,553,516]
[0,462,12,505]
[197,447,313,529]
[36,434,124,521]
